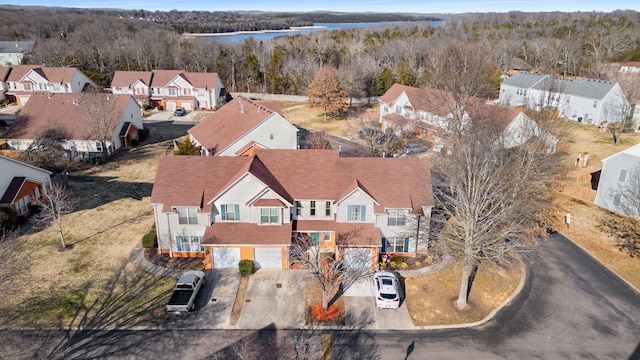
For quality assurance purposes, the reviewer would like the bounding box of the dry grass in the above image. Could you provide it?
[405,261,522,326]
[282,103,377,138]
[0,129,180,329]
[554,120,640,290]
[230,276,249,325]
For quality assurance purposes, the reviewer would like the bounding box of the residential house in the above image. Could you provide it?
[379,83,556,152]
[0,155,52,217]
[188,96,298,156]
[0,65,9,102]
[150,149,434,270]
[2,65,97,106]
[498,71,628,126]
[110,70,226,111]
[5,93,143,158]
[594,143,640,217]
[619,61,640,73]
[108,71,153,107]
[0,41,35,66]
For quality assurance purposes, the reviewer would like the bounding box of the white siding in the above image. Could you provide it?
[218,114,298,156]
[336,190,374,223]
[213,173,267,223]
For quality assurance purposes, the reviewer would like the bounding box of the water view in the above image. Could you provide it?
[190,21,442,43]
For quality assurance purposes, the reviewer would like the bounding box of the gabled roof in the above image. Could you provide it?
[0,66,10,81]
[148,70,184,88]
[504,72,619,100]
[188,96,283,154]
[0,155,52,175]
[151,149,434,214]
[110,71,153,88]
[6,65,80,85]
[0,41,35,54]
[203,222,293,245]
[6,93,133,141]
[182,72,220,89]
[620,61,640,68]
[380,83,456,117]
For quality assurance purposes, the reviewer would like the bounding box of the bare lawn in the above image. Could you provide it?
[0,129,180,329]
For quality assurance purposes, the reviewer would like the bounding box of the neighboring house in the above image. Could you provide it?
[5,93,143,158]
[2,65,98,106]
[594,143,640,217]
[499,71,628,126]
[379,83,556,152]
[188,96,298,156]
[619,61,640,73]
[108,71,153,107]
[0,41,35,66]
[502,57,532,78]
[111,70,226,110]
[0,65,9,102]
[150,149,434,270]
[0,155,52,216]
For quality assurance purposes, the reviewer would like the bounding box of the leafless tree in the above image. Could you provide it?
[433,102,564,309]
[290,231,373,312]
[307,67,349,121]
[33,184,74,249]
[80,92,121,162]
[305,131,331,150]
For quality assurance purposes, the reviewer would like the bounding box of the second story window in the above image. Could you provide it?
[347,205,366,221]
[310,201,316,216]
[23,83,32,91]
[221,204,240,221]
[38,83,47,90]
[593,100,598,108]
[178,208,198,224]
[168,88,177,96]
[325,201,331,216]
[296,201,302,216]
[618,168,628,182]
[260,208,279,224]
[387,209,407,226]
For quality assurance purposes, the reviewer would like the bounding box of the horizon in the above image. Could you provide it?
[3,0,640,14]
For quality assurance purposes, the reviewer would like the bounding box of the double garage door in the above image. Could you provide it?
[211,247,283,269]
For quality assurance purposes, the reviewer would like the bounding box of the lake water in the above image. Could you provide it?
[196,21,442,43]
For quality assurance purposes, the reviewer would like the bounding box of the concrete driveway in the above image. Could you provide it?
[236,269,306,329]
[343,277,414,330]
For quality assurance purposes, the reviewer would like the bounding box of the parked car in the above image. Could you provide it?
[373,271,401,309]
[403,143,429,155]
[174,107,187,116]
[166,270,205,313]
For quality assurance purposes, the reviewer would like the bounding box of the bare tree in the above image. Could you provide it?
[305,131,331,150]
[290,232,373,312]
[433,103,564,309]
[33,184,74,249]
[80,92,121,162]
[307,67,349,121]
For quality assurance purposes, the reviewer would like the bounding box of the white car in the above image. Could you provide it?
[373,271,401,309]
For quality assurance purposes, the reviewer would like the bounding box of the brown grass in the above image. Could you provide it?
[554,120,640,290]
[230,276,249,325]
[282,103,377,138]
[0,129,180,329]
[405,261,523,326]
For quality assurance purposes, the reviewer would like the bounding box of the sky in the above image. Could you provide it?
[3,0,639,13]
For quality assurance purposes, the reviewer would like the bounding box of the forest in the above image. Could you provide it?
[1,6,639,99]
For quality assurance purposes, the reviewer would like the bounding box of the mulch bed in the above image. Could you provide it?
[304,281,346,326]
[380,254,442,271]
[144,248,205,271]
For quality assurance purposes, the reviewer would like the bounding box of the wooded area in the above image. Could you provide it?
[1,7,639,100]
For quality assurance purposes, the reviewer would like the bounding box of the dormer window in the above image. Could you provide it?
[221,204,240,221]
[260,208,279,224]
[177,208,198,224]
[347,205,366,221]
[387,209,407,226]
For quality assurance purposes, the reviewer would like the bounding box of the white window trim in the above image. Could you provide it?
[177,208,198,224]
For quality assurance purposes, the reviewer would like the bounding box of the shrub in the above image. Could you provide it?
[28,203,42,215]
[139,128,150,142]
[400,262,408,268]
[157,105,164,111]
[131,139,139,146]
[141,230,157,248]
[392,256,404,264]
[415,261,422,267]
[379,262,387,269]
[144,104,153,110]
[239,259,255,276]
[425,256,433,265]
[389,261,397,268]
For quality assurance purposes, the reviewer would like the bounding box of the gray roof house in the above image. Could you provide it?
[499,72,628,126]
[594,143,640,217]
[0,41,35,66]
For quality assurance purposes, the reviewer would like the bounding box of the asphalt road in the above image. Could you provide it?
[1,221,638,359]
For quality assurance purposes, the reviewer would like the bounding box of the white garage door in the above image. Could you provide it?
[343,248,372,269]
[182,102,192,111]
[254,247,283,269]
[212,247,240,268]
[165,102,176,111]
